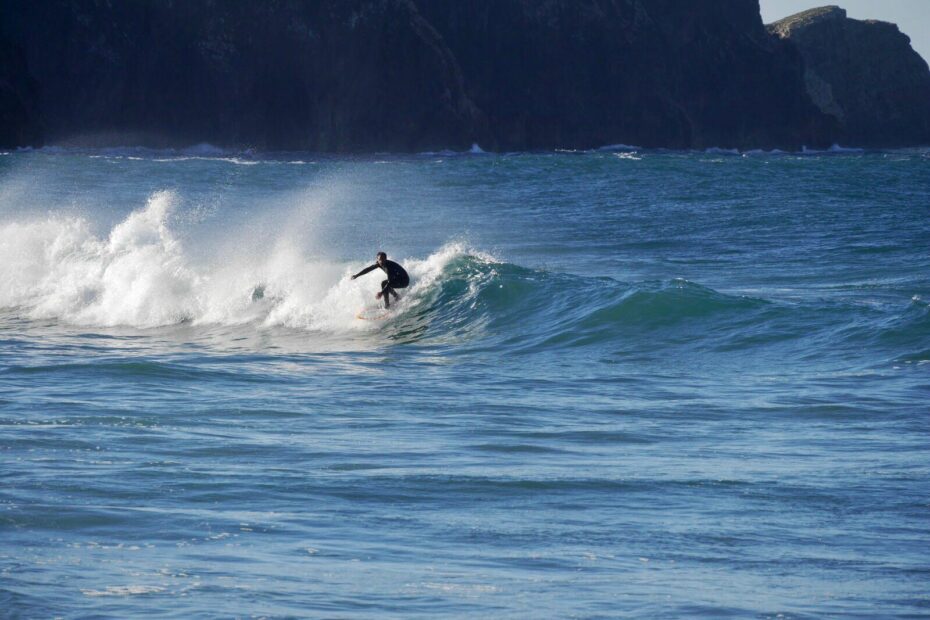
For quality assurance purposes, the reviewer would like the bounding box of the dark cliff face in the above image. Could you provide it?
[414,0,831,150]
[7,0,912,151]
[769,6,930,147]
[2,0,485,151]
[647,0,834,149]
[0,34,40,148]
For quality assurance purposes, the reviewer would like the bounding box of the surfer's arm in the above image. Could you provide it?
[351,264,378,280]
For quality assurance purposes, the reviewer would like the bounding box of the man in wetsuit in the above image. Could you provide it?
[351,252,410,309]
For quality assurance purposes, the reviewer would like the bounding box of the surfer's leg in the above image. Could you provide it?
[390,276,407,300]
[381,280,392,308]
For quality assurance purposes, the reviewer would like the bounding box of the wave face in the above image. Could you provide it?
[1,149,929,619]
[2,188,925,369]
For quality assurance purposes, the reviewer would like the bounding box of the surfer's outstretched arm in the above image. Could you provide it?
[351,264,378,280]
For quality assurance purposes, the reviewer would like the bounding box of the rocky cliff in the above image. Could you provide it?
[2,0,486,151]
[0,1,924,151]
[769,6,930,147]
[0,34,40,148]
[413,0,830,150]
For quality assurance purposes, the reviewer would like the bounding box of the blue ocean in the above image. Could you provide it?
[1,146,928,618]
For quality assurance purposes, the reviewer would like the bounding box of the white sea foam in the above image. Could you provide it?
[418,144,488,157]
[801,144,865,154]
[742,148,787,156]
[0,190,472,330]
[596,143,642,152]
[828,144,864,153]
[82,585,165,597]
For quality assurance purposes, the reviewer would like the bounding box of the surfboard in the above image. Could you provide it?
[356,306,392,321]
[356,293,402,321]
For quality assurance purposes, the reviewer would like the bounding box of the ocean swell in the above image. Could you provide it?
[0,190,923,364]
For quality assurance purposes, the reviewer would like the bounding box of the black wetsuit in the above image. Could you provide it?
[353,260,409,308]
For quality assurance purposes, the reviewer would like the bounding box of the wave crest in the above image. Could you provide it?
[0,192,480,330]
[1,191,921,360]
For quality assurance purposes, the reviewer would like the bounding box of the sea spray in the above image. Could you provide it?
[0,189,486,331]
[0,191,197,326]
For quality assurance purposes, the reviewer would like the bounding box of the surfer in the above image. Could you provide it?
[351,252,409,309]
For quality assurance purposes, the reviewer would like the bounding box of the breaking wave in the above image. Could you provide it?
[0,190,470,331]
[1,189,924,361]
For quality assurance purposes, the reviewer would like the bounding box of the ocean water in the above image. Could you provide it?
[1,146,928,618]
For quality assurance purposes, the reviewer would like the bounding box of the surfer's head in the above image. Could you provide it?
[376,251,387,265]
